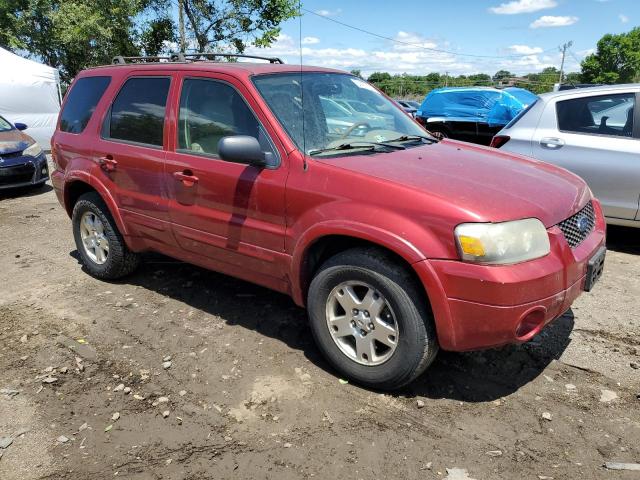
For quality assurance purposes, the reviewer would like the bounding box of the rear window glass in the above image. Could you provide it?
[60,76,111,133]
[503,99,538,129]
[107,77,170,146]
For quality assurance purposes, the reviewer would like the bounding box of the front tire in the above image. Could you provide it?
[72,192,140,279]
[307,248,438,390]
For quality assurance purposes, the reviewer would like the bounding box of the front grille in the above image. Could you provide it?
[0,163,35,186]
[557,201,595,248]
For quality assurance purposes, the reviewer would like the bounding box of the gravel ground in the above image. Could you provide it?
[0,180,638,480]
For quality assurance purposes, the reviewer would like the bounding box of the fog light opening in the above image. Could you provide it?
[515,308,546,341]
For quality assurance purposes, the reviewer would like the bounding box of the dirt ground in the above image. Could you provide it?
[0,179,639,480]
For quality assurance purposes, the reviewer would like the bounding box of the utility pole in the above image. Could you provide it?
[558,41,573,85]
[178,0,186,52]
[444,71,448,87]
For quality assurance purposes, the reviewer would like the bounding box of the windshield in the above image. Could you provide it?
[253,72,430,156]
[0,116,13,132]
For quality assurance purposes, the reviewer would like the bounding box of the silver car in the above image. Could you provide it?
[492,84,639,227]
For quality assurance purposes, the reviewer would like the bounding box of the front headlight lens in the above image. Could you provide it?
[455,218,550,264]
[23,142,43,158]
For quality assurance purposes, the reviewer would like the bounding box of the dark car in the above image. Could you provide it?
[0,115,49,190]
[395,100,418,117]
[415,87,537,145]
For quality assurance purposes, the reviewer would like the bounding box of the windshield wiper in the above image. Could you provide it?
[309,141,405,156]
[385,134,437,144]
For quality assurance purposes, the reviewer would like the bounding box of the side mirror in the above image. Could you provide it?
[14,122,28,131]
[218,135,270,167]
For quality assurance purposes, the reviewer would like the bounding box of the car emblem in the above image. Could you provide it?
[576,215,590,233]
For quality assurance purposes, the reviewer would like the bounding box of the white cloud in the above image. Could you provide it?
[530,15,578,28]
[245,32,582,78]
[246,32,474,77]
[314,8,342,17]
[619,14,629,23]
[302,36,320,45]
[507,44,544,54]
[490,0,557,15]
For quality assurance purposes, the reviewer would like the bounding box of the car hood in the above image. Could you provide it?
[0,129,32,155]
[318,139,590,227]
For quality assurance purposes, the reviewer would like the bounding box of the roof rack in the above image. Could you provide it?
[112,52,284,65]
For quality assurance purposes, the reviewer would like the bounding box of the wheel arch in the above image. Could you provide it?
[292,233,433,316]
[64,178,129,236]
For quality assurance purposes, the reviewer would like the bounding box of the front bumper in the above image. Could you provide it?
[416,200,607,351]
[0,153,49,190]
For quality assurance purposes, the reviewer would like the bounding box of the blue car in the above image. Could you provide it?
[415,87,538,145]
[0,115,49,190]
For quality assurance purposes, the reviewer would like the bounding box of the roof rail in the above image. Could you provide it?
[182,53,284,64]
[111,52,283,65]
[112,55,179,64]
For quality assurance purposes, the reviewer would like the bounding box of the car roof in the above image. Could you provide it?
[539,83,640,101]
[80,62,345,78]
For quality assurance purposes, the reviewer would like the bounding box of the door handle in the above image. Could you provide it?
[99,155,117,172]
[173,170,199,186]
[540,137,565,149]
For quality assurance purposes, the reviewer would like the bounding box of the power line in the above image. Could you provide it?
[301,7,558,59]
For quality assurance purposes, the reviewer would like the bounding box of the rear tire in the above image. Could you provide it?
[307,248,438,390]
[72,192,140,279]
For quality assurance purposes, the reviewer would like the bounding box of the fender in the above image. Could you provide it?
[88,175,129,237]
[288,207,450,306]
[289,218,458,349]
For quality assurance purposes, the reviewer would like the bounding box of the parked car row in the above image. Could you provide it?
[49,56,606,390]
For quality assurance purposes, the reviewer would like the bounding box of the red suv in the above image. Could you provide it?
[51,54,606,389]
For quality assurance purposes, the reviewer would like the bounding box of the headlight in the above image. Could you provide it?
[455,218,550,264]
[23,142,43,158]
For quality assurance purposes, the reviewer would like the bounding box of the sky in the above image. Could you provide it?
[242,0,639,77]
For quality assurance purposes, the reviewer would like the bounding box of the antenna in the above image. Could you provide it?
[298,0,307,171]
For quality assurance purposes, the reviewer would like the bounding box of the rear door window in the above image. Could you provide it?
[105,77,170,147]
[60,76,111,133]
[556,93,635,138]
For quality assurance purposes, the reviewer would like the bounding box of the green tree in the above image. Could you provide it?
[367,72,392,83]
[1,0,297,84]
[493,70,513,81]
[467,73,491,84]
[565,71,582,85]
[181,0,298,53]
[0,0,175,84]
[581,27,640,84]
[350,69,363,79]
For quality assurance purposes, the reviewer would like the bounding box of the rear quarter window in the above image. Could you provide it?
[59,76,111,133]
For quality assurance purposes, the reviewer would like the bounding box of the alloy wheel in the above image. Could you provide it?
[325,281,399,366]
[79,211,109,265]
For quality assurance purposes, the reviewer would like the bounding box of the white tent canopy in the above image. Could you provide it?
[0,47,61,149]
